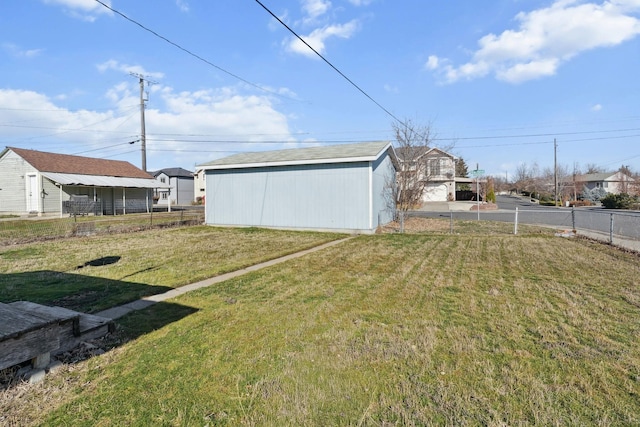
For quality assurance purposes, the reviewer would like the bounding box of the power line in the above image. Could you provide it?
[92,0,296,101]
[434,128,640,142]
[254,0,403,125]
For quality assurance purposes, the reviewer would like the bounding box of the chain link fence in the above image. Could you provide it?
[0,208,205,246]
[398,207,640,251]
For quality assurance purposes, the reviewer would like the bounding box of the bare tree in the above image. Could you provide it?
[584,163,604,174]
[390,119,436,212]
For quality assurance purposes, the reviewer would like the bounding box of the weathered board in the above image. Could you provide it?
[0,302,79,370]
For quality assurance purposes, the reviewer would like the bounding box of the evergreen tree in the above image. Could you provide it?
[456,158,469,177]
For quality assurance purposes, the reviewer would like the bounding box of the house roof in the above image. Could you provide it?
[198,141,397,170]
[576,172,634,182]
[6,147,153,179]
[395,146,457,162]
[151,167,194,178]
[40,172,166,189]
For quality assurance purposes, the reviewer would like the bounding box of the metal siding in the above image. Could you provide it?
[205,162,372,231]
[372,152,396,227]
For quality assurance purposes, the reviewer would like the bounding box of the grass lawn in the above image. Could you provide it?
[0,226,342,313]
[2,227,639,425]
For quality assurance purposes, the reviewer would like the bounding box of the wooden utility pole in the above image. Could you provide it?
[130,73,156,172]
[554,139,558,206]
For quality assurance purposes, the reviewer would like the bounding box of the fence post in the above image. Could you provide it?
[609,213,614,244]
[400,211,405,234]
[450,211,453,234]
[514,207,519,235]
[571,207,576,231]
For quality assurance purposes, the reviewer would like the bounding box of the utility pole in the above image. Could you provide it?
[554,138,558,206]
[130,73,156,172]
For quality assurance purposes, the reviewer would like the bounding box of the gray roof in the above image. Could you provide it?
[198,141,395,170]
[576,172,629,182]
[152,167,194,178]
[395,146,457,162]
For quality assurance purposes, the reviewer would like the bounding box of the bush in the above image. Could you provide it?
[600,193,639,209]
[486,188,496,203]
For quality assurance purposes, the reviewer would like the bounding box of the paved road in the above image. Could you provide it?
[411,195,640,248]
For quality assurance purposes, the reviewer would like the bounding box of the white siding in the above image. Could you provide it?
[0,150,38,213]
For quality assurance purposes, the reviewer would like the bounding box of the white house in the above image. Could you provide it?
[151,168,194,206]
[395,146,458,202]
[197,141,398,233]
[193,168,206,203]
[0,147,163,216]
[575,171,635,195]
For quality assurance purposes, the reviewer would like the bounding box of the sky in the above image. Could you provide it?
[1,0,639,178]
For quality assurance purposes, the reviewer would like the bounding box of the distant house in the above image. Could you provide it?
[575,171,634,195]
[0,147,163,216]
[198,141,398,233]
[151,168,194,206]
[193,168,206,203]
[395,146,458,202]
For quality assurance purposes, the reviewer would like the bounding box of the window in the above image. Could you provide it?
[160,177,166,183]
[161,193,168,200]
[603,182,608,188]
[427,158,441,176]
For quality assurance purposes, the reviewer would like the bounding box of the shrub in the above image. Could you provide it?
[601,193,639,209]
[486,188,496,203]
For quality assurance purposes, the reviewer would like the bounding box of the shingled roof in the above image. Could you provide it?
[8,147,153,179]
[198,141,396,170]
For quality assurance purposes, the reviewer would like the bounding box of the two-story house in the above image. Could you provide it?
[151,168,194,206]
[574,171,635,195]
[395,147,458,203]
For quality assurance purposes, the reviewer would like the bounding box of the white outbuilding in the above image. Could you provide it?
[198,141,398,233]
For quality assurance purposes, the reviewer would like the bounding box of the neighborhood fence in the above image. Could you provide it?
[400,207,640,252]
[0,208,205,246]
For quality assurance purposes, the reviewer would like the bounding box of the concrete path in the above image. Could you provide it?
[95,237,352,320]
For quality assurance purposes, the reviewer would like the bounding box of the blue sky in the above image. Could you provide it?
[1,0,639,178]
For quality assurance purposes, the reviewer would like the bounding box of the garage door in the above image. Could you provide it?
[423,184,448,202]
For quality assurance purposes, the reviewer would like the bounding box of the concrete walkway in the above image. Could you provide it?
[95,237,352,320]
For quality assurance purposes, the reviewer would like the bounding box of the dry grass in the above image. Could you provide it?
[2,232,639,425]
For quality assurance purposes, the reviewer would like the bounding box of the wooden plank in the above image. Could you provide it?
[0,303,62,340]
[0,324,62,371]
[8,301,80,336]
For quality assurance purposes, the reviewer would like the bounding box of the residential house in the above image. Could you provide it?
[151,168,194,206]
[198,141,398,233]
[193,168,206,203]
[574,171,635,196]
[395,146,458,202]
[0,147,163,216]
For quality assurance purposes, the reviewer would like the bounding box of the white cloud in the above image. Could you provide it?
[42,0,112,21]
[302,0,332,20]
[429,0,640,84]
[591,103,603,111]
[2,43,43,58]
[0,82,294,169]
[176,0,189,12]
[287,20,360,56]
[383,84,398,94]
[348,0,373,5]
[425,55,440,70]
[97,60,165,80]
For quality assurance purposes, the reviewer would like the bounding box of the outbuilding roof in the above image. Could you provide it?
[198,141,396,170]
